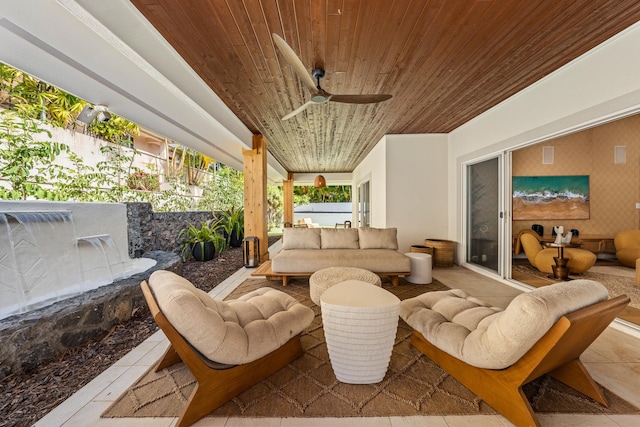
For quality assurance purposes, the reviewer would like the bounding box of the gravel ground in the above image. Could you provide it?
[0,238,278,427]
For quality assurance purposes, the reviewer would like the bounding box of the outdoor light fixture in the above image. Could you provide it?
[96,110,111,123]
[314,174,327,188]
[76,104,111,124]
[243,236,260,268]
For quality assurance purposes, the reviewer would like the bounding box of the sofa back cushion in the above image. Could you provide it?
[320,228,360,249]
[358,227,398,250]
[282,227,321,249]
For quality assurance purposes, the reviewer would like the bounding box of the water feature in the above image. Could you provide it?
[0,201,156,320]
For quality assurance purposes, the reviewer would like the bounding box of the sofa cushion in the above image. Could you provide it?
[321,228,360,249]
[400,280,608,369]
[271,248,410,273]
[358,227,398,249]
[282,227,321,249]
[149,270,314,365]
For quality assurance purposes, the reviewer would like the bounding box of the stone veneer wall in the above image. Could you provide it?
[126,202,216,257]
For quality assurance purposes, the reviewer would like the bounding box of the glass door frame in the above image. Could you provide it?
[461,152,511,279]
[357,178,371,228]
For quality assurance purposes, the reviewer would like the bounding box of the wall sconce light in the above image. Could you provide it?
[614,146,626,164]
[314,174,327,188]
[542,146,554,164]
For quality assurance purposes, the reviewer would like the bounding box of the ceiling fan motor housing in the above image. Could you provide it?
[312,68,325,81]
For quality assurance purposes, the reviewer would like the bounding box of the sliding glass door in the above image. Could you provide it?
[466,156,504,275]
[358,180,371,227]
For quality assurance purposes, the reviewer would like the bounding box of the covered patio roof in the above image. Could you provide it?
[2,1,640,185]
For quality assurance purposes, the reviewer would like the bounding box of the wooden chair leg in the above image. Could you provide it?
[549,358,607,406]
[155,343,182,371]
[478,386,540,427]
[410,331,541,427]
[175,335,303,427]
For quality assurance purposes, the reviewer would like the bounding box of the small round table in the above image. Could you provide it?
[404,252,433,284]
[320,280,400,384]
[544,242,581,280]
[309,266,381,305]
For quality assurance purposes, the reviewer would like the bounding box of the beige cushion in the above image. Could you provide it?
[282,227,321,249]
[309,266,382,305]
[400,280,608,369]
[321,228,359,249]
[358,227,398,249]
[271,248,410,273]
[149,270,314,365]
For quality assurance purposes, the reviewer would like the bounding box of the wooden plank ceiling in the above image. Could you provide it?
[131,0,640,174]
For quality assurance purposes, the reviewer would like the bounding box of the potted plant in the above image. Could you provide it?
[219,206,244,248]
[178,219,226,261]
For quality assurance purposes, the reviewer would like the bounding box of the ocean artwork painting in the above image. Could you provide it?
[512,175,590,220]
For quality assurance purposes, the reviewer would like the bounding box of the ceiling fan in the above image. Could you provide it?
[272,34,392,120]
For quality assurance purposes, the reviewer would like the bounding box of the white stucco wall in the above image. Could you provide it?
[447,21,640,263]
[352,137,387,227]
[353,134,448,253]
[385,134,448,253]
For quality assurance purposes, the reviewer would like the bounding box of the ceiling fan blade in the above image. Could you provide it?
[330,94,393,104]
[282,101,315,120]
[272,34,317,93]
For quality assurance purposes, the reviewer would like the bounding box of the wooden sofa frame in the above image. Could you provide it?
[409,294,630,427]
[141,280,304,427]
[251,259,408,286]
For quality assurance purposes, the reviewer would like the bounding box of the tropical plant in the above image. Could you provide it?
[218,206,244,247]
[127,170,160,191]
[198,165,244,211]
[267,185,284,230]
[0,62,140,142]
[294,185,351,203]
[178,219,226,261]
[0,110,71,200]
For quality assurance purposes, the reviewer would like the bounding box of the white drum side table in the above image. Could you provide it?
[320,279,400,384]
[404,252,433,284]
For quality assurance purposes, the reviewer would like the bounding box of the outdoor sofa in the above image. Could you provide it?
[258,227,411,286]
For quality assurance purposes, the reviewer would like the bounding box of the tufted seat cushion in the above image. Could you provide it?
[149,270,314,365]
[400,280,609,369]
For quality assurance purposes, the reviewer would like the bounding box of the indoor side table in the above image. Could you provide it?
[544,242,581,280]
[320,280,400,384]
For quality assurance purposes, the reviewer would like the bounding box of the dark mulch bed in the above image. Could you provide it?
[0,237,278,427]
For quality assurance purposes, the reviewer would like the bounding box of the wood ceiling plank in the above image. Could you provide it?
[132,0,640,173]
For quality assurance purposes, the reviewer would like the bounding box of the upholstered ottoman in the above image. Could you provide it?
[321,280,400,384]
[309,266,382,305]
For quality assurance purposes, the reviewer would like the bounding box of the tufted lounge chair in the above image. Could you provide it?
[141,270,314,427]
[515,229,596,274]
[400,280,629,427]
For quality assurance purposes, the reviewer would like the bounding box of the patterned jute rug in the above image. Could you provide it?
[102,277,640,419]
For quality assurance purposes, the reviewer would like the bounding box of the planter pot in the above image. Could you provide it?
[229,230,243,248]
[191,241,215,261]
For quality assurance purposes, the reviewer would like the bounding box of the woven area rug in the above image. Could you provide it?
[513,264,640,309]
[103,277,640,419]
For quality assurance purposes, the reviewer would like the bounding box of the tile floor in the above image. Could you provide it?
[35,262,640,427]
